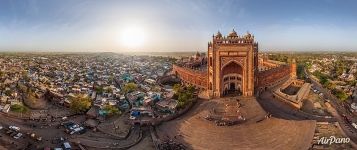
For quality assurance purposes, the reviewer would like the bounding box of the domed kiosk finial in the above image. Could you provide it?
[215,31,222,38]
[228,29,238,37]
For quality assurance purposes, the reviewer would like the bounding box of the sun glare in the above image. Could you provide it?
[119,26,146,49]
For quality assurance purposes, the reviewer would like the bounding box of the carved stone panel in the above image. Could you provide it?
[220,57,245,69]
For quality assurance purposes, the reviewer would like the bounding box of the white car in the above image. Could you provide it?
[69,124,79,130]
[9,126,20,131]
[13,133,22,139]
[0,126,3,130]
[352,123,357,130]
[70,127,84,135]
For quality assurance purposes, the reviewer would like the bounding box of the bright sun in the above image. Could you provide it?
[119,26,146,49]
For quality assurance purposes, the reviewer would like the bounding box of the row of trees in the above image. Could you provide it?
[312,70,349,101]
[267,54,289,63]
[95,86,114,95]
[297,63,306,79]
[69,93,123,116]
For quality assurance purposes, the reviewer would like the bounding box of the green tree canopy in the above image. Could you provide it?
[69,94,92,114]
[10,104,28,113]
[175,85,196,109]
[106,87,113,93]
[333,89,348,101]
[123,82,137,93]
[173,84,181,94]
[102,104,121,116]
[95,86,104,94]
[324,81,336,90]
[313,71,330,85]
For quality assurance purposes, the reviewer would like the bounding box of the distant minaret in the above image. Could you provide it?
[290,58,297,79]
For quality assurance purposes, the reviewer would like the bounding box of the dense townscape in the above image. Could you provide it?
[0,52,197,150]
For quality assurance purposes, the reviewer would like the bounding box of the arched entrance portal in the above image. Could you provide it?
[221,61,243,96]
[230,82,235,90]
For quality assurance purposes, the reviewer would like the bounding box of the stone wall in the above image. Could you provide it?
[257,64,292,88]
[172,64,207,89]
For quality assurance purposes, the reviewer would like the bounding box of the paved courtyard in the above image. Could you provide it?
[156,97,316,150]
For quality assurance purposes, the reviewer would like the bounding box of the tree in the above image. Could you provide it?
[347,80,357,86]
[324,81,336,90]
[333,89,348,101]
[152,86,162,92]
[95,86,104,94]
[313,71,330,85]
[73,74,80,82]
[10,104,28,113]
[176,85,195,109]
[187,85,195,94]
[108,75,114,83]
[354,71,357,79]
[106,87,113,93]
[102,105,121,116]
[22,71,30,82]
[173,84,181,94]
[69,94,92,114]
[123,82,137,93]
[4,90,11,96]
[297,63,306,79]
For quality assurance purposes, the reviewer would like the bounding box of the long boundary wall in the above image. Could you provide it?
[172,64,207,89]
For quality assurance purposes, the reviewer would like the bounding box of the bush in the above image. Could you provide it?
[11,104,28,113]
[102,105,121,116]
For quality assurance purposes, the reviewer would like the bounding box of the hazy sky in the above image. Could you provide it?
[1,0,357,52]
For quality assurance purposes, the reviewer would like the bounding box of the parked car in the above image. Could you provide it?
[9,126,20,132]
[13,133,23,139]
[63,142,71,150]
[352,123,357,130]
[70,127,85,135]
[69,124,79,130]
[62,122,75,128]
[0,126,3,130]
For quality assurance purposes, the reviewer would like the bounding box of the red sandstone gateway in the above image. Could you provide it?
[173,29,297,98]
